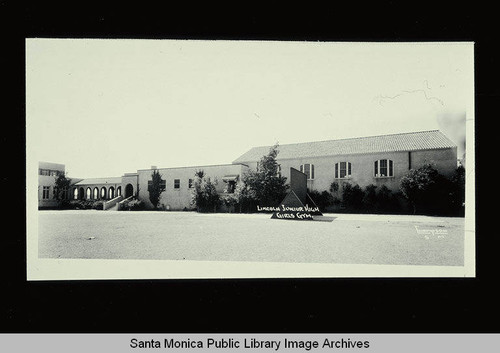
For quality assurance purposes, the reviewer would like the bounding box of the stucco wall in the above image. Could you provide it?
[137,164,249,210]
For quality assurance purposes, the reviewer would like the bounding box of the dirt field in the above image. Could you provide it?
[37,210,464,266]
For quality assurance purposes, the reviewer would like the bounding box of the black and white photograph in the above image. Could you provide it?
[26,39,475,280]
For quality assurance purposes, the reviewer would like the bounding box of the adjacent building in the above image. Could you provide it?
[38,130,458,210]
[38,162,69,208]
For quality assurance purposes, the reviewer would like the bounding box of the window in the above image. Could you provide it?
[335,162,352,179]
[101,187,107,199]
[299,164,315,180]
[39,169,61,176]
[116,186,121,196]
[148,180,166,191]
[276,164,282,178]
[42,186,50,199]
[374,159,394,177]
[174,179,180,189]
[86,187,92,199]
[227,181,236,193]
[188,179,193,188]
[73,188,78,200]
[93,187,99,200]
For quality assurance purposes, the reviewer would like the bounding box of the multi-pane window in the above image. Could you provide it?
[188,179,193,188]
[39,169,61,176]
[299,164,315,180]
[174,179,180,189]
[42,186,50,199]
[335,162,352,179]
[374,159,394,177]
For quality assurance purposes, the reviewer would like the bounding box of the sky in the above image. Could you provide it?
[26,39,473,179]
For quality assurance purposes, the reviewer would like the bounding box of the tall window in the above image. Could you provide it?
[335,162,352,179]
[86,187,92,199]
[299,164,315,180]
[73,188,78,200]
[174,179,180,189]
[116,186,121,196]
[276,164,282,178]
[93,187,99,199]
[101,187,107,199]
[42,186,50,199]
[188,179,193,188]
[374,159,394,177]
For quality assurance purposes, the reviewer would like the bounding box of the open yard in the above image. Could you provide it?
[37,210,464,266]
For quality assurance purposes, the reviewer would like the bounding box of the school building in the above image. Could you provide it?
[38,130,458,210]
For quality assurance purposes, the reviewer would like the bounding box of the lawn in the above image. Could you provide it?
[37,210,465,266]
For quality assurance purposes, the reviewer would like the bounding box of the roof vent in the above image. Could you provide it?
[151,165,157,170]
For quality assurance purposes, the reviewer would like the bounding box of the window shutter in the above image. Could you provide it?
[348,162,351,176]
[374,160,378,176]
[300,165,303,173]
[335,163,338,178]
[389,160,393,177]
[311,164,314,179]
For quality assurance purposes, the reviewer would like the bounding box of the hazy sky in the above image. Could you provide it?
[26,39,473,179]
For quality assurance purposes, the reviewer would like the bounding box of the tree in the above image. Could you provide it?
[148,169,166,210]
[241,143,288,209]
[400,164,446,215]
[190,170,221,212]
[53,172,71,201]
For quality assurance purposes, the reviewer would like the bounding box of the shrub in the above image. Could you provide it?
[308,190,333,212]
[92,200,104,210]
[119,198,145,211]
[342,183,364,211]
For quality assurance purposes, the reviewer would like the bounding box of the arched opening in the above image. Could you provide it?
[101,187,107,199]
[73,188,78,200]
[116,186,122,197]
[78,187,84,200]
[86,187,92,199]
[109,187,115,199]
[125,183,133,198]
[93,187,99,200]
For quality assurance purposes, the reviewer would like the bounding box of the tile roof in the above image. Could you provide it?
[74,177,122,185]
[232,130,456,163]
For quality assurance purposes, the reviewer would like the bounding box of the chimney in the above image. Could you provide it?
[151,166,157,170]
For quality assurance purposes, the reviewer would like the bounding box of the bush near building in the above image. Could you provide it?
[190,170,221,213]
[119,198,145,211]
[400,164,465,216]
[307,165,465,216]
[308,183,407,215]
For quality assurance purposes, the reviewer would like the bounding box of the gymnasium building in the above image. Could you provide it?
[38,130,458,210]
